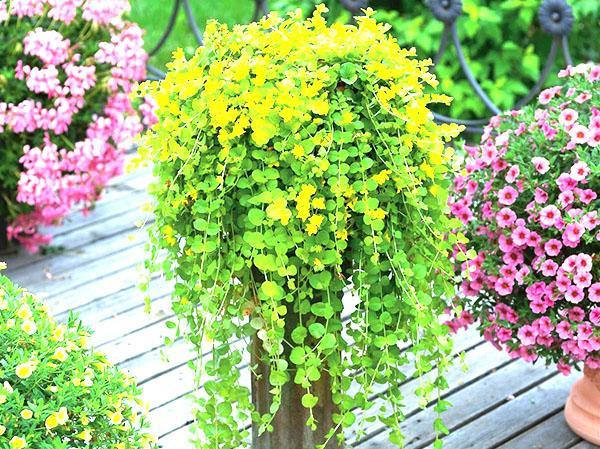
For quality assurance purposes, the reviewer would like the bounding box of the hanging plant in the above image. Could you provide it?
[448,63,599,372]
[0,0,157,252]
[136,6,463,448]
[0,265,157,449]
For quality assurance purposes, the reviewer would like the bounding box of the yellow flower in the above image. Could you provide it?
[6,319,15,328]
[296,184,316,221]
[16,304,31,319]
[45,413,58,430]
[372,169,392,185]
[9,436,27,449]
[313,258,325,271]
[108,410,123,425]
[56,407,69,424]
[291,144,304,159]
[0,424,5,435]
[81,414,90,425]
[51,325,65,342]
[306,214,324,235]
[77,429,92,442]
[336,229,348,241]
[51,347,68,362]
[339,111,353,125]
[0,395,6,404]
[420,161,435,178]
[0,261,6,271]
[0,298,7,310]
[266,197,292,225]
[20,409,33,420]
[311,197,325,209]
[15,362,35,379]
[367,208,387,220]
[20,320,36,335]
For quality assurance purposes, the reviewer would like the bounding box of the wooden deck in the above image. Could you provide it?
[3,165,599,449]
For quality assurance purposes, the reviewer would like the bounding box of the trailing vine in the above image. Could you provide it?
[135,7,464,448]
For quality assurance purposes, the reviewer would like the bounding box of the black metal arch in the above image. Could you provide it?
[147,0,576,133]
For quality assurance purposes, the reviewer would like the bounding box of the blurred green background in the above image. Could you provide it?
[130,0,255,69]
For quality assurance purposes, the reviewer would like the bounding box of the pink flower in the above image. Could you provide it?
[557,360,572,376]
[562,222,584,246]
[569,124,589,144]
[497,186,518,205]
[569,161,590,181]
[590,307,600,326]
[559,108,578,126]
[534,187,548,204]
[505,165,520,183]
[544,239,562,257]
[565,285,584,304]
[539,205,561,227]
[494,278,514,296]
[531,157,550,174]
[496,208,516,228]
[589,283,600,302]
[540,260,558,277]
[517,325,538,346]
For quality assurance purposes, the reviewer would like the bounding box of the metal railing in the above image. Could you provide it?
[147,0,576,132]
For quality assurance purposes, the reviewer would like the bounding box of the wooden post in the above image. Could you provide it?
[251,313,342,449]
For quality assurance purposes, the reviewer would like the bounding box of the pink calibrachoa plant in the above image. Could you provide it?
[0,0,157,252]
[449,63,599,375]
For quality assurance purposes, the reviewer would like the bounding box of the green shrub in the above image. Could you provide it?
[136,7,464,448]
[0,266,157,449]
[271,0,600,120]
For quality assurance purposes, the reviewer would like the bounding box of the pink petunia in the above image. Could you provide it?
[570,161,590,181]
[517,325,538,346]
[531,157,550,174]
[559,108,578,126]
[569,124,589,144]
[497,186,518,205]
[496,207,516,228]
[565,285,584,303]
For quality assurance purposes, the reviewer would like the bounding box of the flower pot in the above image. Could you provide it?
[565,366,600,445]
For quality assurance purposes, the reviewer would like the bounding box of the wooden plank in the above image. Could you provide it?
[436,373,576,449]
[495,411,580,449]
[358,364,565,449]
[92,295,173,347]
[8,229,146,287]
[26,245,146,303]
[6,206,151,272]
[569,442,600,449]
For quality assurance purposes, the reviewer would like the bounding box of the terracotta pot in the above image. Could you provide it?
[565,366,600,445]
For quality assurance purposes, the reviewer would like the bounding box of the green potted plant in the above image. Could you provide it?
[136,7,464,448]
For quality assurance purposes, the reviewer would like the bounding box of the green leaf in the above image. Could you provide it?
[318,333,336,350]
[308,323,326,339]
[308,271,332,290]
[254,254,277,271]
[248,209,265,226]
[301,393,319,408]
[310,302,334,319]
[260,281,284,299]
